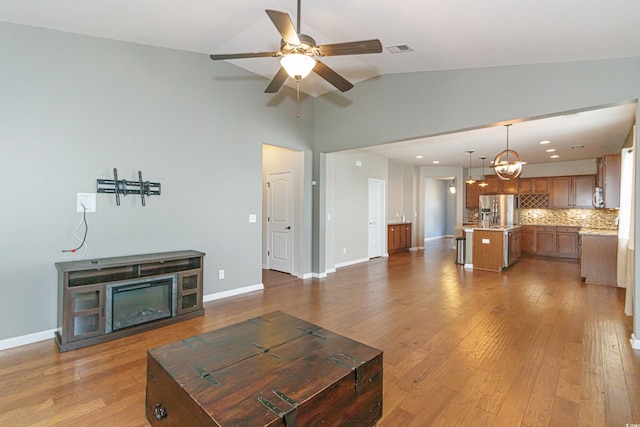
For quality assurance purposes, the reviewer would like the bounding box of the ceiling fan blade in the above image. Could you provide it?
[265,9,300,45]
[210,51,280,61]
[265,67,289,93]
[316,39,383,57]
[313,61,354,92]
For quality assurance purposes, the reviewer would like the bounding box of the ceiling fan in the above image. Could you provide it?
[209,0,383,94]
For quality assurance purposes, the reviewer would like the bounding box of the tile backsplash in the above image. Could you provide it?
[467,208,619,230]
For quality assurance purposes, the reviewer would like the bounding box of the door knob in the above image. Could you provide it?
[285,226,291,230]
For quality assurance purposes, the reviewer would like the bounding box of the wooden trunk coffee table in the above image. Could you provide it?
[145,311,383,426]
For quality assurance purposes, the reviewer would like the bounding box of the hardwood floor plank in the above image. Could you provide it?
[0,238,638,427]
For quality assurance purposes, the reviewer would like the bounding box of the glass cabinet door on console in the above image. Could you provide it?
[67,284,105,342]
[177,270,203,315]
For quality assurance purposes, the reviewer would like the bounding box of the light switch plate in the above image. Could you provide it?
[249,214,257,223]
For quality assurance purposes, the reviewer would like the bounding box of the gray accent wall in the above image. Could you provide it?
[0,22,314,341]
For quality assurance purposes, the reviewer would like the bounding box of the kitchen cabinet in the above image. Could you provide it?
[549,175,595,208]
[518,177,549,194]
[597,154,621,208]
[522,225,580,259]
[472,227,521,271]
[535,226,556,254]
[466,175,518,208]
[482,175,518,194]
[388,223,411,254]
[580,234,617,286]
[556,227,580,258]
[521,225,536,252]
[465,181,482,208]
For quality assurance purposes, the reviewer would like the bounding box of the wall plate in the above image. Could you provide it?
[77,193,97,212]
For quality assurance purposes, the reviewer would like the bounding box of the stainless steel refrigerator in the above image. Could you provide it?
[479,194,520,227]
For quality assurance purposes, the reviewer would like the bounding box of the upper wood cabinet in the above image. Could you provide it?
[518,177,549,194]
[597,154,621,208]
[465,174,517,208]
[482,175,518,194]
[465,182,482,208]
[550,175,595,209]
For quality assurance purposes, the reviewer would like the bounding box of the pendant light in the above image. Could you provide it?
[465,150,476,184]
[492,124,525,180]
[478,156,488,187]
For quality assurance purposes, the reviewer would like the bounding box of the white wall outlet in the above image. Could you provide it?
[327,213,331,221]
[249,214,257,223]
[482,239,490,244]
[218,269,225,280]
[343,248,347,254]
[533,213,538,218]
[581,214,587,219]
[355,160,362,167]
[77,193,96,212]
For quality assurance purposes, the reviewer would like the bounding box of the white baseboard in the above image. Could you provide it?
[631,333,640,350]
[203,283,264,302]
[0,284,265,352]
[0,328,57,351]
[334,257,369,269]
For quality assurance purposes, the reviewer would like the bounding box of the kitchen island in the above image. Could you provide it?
[462,225,522,272]
[580,228,618,286]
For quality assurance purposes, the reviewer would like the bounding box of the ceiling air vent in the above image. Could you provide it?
[385,44,413,54]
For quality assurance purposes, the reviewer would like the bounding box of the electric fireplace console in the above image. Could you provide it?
[55,250,205,352]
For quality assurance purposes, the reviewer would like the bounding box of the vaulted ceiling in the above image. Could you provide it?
[1,0,638,165]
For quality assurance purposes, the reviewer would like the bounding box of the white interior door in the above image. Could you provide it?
[368,179,385,258]
[267,172,294,273]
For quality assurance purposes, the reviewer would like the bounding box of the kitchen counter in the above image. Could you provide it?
[463,225,521,232]
[579,228,618,236]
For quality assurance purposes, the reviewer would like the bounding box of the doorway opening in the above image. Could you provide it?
[262,145,304,278]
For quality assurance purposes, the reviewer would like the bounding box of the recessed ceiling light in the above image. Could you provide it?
[571,144,585,150]
[416,155,423,159]
[546,148,556,152]
[432,160,439,164]
[540,140,551,145]
[550,154,559,159]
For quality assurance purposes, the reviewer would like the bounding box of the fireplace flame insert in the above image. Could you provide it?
[105,275,178,333]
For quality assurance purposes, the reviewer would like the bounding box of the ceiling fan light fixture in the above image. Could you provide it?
[281,53,316,80]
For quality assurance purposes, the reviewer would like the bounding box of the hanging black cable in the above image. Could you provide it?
[62,203,88,253]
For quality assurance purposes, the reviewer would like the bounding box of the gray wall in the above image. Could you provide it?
[0,22,314,341]
[331,150,387,266]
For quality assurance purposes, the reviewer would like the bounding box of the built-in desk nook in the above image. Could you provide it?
[55,250,205,352]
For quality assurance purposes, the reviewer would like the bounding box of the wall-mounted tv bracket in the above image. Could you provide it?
[97,168,161,206]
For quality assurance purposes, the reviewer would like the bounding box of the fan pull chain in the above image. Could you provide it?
[296,78,301,119]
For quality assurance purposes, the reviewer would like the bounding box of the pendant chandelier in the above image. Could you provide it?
[478,156,488,187]
[492,124,525,180]
[465,150,476,184]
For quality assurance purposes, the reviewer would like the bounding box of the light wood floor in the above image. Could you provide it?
[1,238,639,426]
